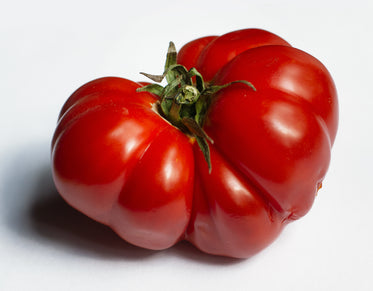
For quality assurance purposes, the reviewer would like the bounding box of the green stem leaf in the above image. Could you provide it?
[139,72,165,83]
[136,83,164,96]
[196,136,212,173]
[187,67,205,92]
[165,42,177,83]
[181,117,213,144]
[206,80,256,95]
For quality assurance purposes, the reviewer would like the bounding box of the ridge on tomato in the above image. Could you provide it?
[51,28,338,258]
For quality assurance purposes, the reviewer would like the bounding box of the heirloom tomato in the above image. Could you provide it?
[52,28,338,258]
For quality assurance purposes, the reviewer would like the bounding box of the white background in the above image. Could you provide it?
[1,0,372,290]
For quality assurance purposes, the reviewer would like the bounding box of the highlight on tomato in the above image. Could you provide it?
[51,28,338,258]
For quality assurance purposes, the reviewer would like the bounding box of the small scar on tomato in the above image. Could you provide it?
[316,182,323,196]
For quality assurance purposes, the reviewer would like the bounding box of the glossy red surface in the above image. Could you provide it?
[187,28,290,82]
[52,29,338,258]
[177,35,217,71]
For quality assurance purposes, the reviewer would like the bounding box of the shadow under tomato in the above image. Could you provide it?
[2,143,243,265]
[30,167,241,264]
[170,240,245,265]
[28,165,159,260]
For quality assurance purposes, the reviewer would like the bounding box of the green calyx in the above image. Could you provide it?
[136,41,255,172]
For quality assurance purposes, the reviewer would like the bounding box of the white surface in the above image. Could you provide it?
[1,1,372,290]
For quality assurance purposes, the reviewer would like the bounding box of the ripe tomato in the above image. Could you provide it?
[52,28,338,258]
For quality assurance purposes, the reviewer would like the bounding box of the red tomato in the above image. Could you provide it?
[52,28,338,258]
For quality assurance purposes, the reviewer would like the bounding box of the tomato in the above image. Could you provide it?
[52,28,338,258]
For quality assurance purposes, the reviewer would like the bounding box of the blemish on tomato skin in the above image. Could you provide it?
[316,181,323,196]
[280,211,296,224]
[121,107,129,115]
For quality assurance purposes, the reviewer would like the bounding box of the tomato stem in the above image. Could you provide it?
[169,101,182,125]
[137,42,255,172]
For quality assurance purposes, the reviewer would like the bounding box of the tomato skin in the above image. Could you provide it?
[192,28,291,82]
[214,45,338,145]
[52,29,338,258]
[176,35,217,71]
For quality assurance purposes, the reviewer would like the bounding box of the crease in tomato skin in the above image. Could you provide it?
[209,135,288,219]
[201,93,287,216]
[184,154,220,243]
[203,85,332,220]
[185,145,285,258]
